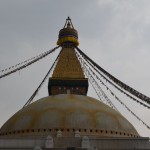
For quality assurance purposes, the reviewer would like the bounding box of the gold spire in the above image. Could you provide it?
[48,17,88,96]
[52,47,85,78]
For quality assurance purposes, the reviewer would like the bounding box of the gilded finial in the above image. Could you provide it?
[57,17,79,47]
[66,16,71,21]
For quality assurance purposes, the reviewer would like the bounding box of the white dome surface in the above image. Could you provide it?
[0,94,139,137]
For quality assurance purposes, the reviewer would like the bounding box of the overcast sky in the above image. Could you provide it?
[0,0,150,137]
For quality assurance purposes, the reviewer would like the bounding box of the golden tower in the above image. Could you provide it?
[48,17,88,95]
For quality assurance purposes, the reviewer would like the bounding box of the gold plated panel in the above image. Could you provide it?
[52,48,84,78]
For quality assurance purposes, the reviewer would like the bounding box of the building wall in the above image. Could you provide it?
[0,136,150,150]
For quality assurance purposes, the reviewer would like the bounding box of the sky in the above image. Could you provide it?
[0,0,150,137]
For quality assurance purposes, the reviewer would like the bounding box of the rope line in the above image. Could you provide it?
[89,67,150,129]
[76,52,118,111]
[1,52,45,74]
[76,49,150,130]
[76,47,150,105]
[79,51,150,109]
[23,49,61,107]
[0,46,59,79]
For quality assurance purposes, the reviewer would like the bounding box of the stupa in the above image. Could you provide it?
[0,17,149,150]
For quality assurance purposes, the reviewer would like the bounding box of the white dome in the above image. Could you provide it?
[0,94,139,137]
